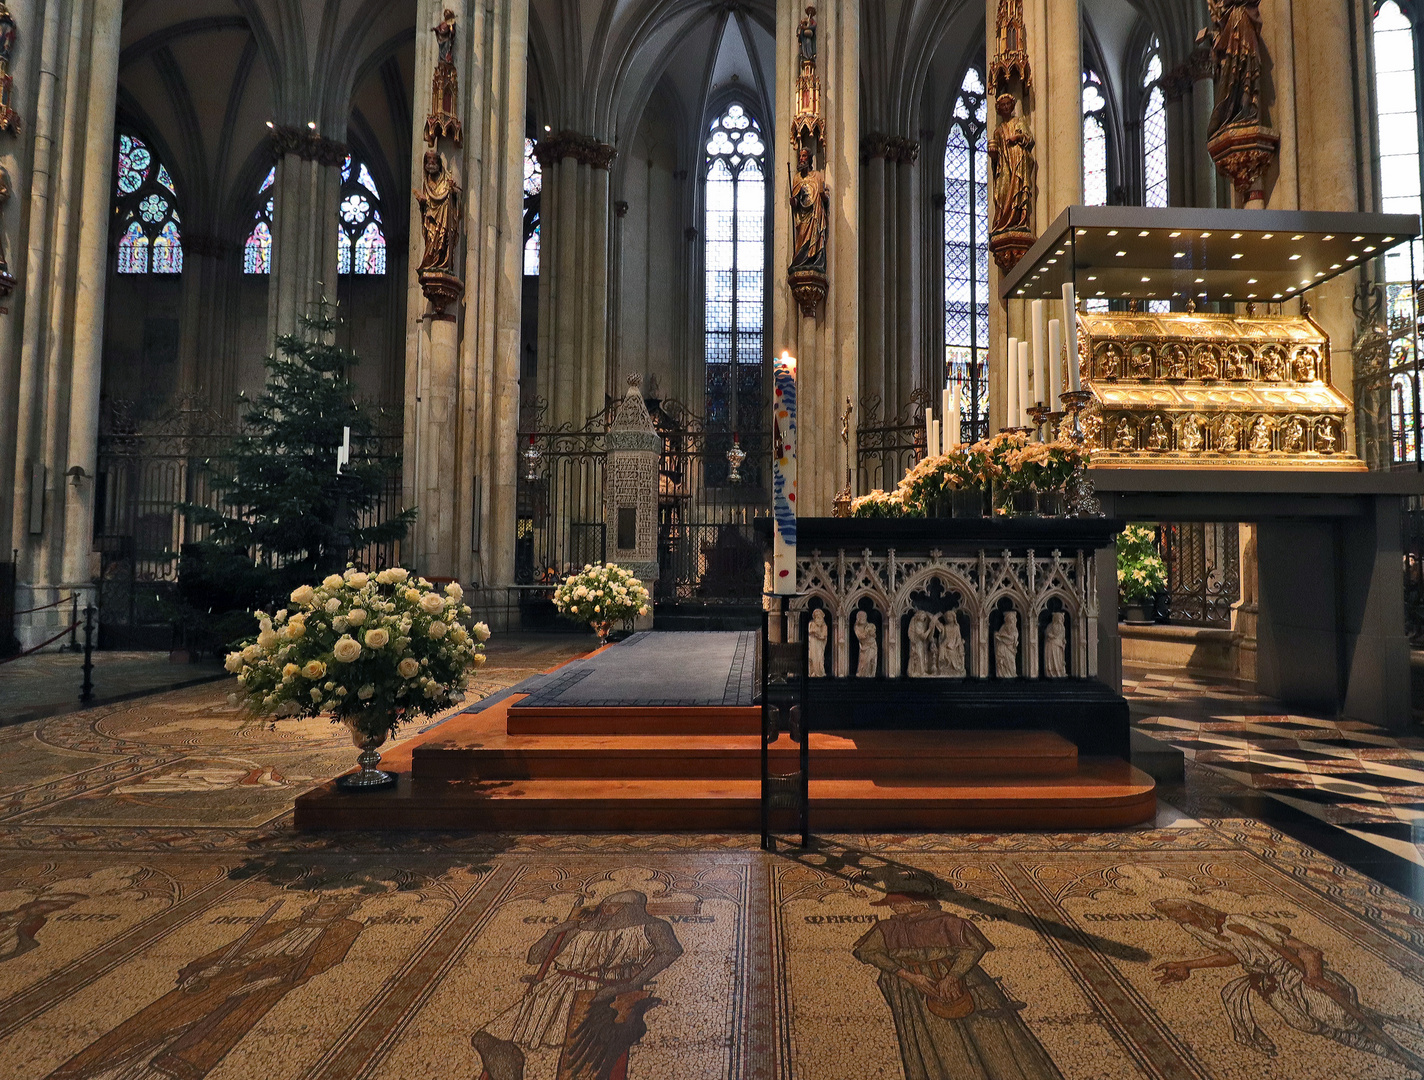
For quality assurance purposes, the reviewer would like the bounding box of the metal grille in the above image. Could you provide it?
[1404,495,1424,644]
[515,403,607,586]
[944,67,990,437]
[1158,522,1240,628]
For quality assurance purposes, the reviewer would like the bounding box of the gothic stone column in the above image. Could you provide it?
[860,134,920,417]
[266,127,344,346]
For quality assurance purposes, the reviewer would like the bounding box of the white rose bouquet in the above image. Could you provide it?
[552,562,650,640]
[226,566,491,741]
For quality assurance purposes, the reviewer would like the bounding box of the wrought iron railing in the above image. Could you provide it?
[1157,522,1240,628]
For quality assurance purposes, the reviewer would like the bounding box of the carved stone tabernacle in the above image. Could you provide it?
[425,8,463,146]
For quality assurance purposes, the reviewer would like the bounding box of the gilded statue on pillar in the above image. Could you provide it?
[0,166,13,296]
[788,5,829,316]
[987,94,1037,272]
[1201,0,1278,207]
[416,149,463,310]
[0,2,19,136]
[424,8,463,147]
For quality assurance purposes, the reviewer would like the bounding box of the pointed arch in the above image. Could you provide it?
[113,132,183,275]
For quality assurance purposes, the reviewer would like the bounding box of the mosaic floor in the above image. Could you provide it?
[0,646,1422,1079]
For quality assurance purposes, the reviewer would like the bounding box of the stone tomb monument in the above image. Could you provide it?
[605,376,660,627]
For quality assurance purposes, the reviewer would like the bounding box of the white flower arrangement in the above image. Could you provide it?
[226,566,490,737]
[552,562,650,628]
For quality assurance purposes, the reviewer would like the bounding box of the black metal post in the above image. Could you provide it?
[80,605,94,703]
[64,592,79,651]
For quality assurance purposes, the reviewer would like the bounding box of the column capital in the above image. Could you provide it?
[1160,63,1194,103]
[268,125,348,167]
[533,130,617,169]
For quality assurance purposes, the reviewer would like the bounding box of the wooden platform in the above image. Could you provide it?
[294,693,1156,832]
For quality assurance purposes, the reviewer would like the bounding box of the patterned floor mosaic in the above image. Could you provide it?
[0,646,1421,1078]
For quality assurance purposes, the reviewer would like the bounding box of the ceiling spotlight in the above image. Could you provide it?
[1232,253,1244,259]
[545,124,552,131]
[1261,233,1274,239]
[1347,254,1359,262]
[1141,276,1151,282]
[1385,236,1396,242]
[1353,235,1365,242]
[265,120,274,129]
[1331,263,1342,270]
[1248,278,1258,284]
[1108,230,1119,236]
[1224,292,1233,297]
[1169,231,1182,238]
[1174,251,1187,258]
[1055,249,1064,255]
[1096,290,1106,296]
[1292,234,1305,240]
[1274,293,1284,299]
[1138,230,1150,237]
[1200,231,1212,238]
[1116,251,1127,257]
[1046,258,1057,264]
[1087,275,1098,281]
[1231,232,1243,239]
[1195,277,1205,283]
[1323,234,1335,241]
[1289,254,1301,260]
[1364,245,1378,253]
[1248,293,1257,298]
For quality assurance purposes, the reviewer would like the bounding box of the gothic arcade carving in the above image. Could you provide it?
[986,0,1036,272]
[788,5,829,317]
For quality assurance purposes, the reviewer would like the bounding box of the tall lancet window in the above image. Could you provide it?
[114,133,183,274]
[1142,43,1168,208]
[1082,69,1109,207]
[1375,1,1424,460]
[524,137,541,276]
[944,66,990,441]
[704,102,766,433]
[244,167,275,274]
[337,155,387,275]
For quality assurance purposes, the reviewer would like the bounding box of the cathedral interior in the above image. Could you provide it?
[3,1,1424,1079]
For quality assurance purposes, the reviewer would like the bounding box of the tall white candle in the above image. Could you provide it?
[1030,299,1047,406]
[928,419,941,459]
[1047,318,1063,408]
[1017,341,1031,428]
[940,388,952,448]
[950,382,961,445]
[1062,283,1081,392]
[925,405,935,457]
[1006,337,1018,431]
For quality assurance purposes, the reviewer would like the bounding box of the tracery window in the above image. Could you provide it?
[1373,1,1424,460]
[704,102,766,432]
[114,134,182,275]
[524,137,541,277]
[944,66,990,440]
[337,155,386,275]
[1142,44,1168,208]
[243,167,275,274]
[1082,69,1109,208]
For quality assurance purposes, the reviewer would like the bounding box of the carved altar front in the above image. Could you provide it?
[1079,309,1363,470]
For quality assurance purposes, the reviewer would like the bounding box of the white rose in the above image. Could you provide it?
[309,687,323,704]
[224,651,244,673]
[333,636,362,663]
[398,658,420,678]
[332,616,348,633]
[242,644,261,663]
[420,593,446,615]
[357,684,375,700]
[347,608,368,627]
[364,627,390,649]
[404,587,422,603]
[302,660,327,680]
[473,652,487,667]
[256,629,278,649]
[290,584,317,607]
[345,570,369,588]
[325,597,341,613]
[472,622,491,642]
[259,617,273,633]
[445,582,464,601]
[427,620,447,639]
[323,574,344,588]
[387,567,409,583]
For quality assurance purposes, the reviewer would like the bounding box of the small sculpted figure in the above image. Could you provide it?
[854,611,878,678]
[937,614,966,678]
[907,610,934,678]
[1043,612,1067,679]
[994,612,1019,679]
[807,608,828,677]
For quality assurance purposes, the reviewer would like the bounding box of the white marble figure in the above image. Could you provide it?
[994,611,1019,678]
[937,613,966,678]
[807,608,828,677]
[854,611,878,678]
[1043,611,1067,678]
[907,610,935,677]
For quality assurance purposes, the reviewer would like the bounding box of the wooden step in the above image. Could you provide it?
[506,704,762,735]
[293,758,1153,832]
[413,725,1077,782]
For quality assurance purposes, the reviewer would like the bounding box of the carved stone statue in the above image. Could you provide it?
[1147,415,1170,451]
[1197,344,1221,380]
[987,94,1036,253]
[854,611,878,678]
[1114,418,1136,452]
[807,608,828,677]
[789,146,828,273]
[907,610,934,678]
[937,614,966,678]
[1207,0,1267,139]
[1282,416,1306,454]
[1316,417,1338,454]
[797,5,816,69]
[993,611,1019,679]
[1249,415,1273,453]
[416,149,461,278]
[1180,414,1203,453]
[1218,413,1242,452]
[425,9,463,146]
[1043,611,1067,679]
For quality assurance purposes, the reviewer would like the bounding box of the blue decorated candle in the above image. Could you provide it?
[772,352,798,595]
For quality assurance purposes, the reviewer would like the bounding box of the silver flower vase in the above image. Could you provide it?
[336,714,397,791]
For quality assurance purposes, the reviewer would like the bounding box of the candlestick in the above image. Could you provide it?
[1047,318,1063,406]
[1017,341,1031,428]
[1062,283,1081,392]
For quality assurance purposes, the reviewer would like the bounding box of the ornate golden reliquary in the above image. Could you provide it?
[1078,310,1363,470]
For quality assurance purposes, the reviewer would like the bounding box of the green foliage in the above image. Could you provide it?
[1116,524,1168,604]
[178,306,415,652]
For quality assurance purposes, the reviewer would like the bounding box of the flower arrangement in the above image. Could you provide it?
[1116,524,1168,604]
[553,563,651,638]
[225,566,489,739]
[851,489,912,518]
[1003,439,1083,493]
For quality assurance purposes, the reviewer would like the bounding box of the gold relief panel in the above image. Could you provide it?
[1078,310,1362,470]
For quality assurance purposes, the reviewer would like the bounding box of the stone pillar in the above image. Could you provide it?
[403,0,527,604]
[773,0,858,514]
[3,0,122,647]
[1189,41,1219,208]
[860,134,920,416]
[267,129,344,345]
[534,133,615,430]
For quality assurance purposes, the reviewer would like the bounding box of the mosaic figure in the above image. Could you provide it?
[1152,898,1424,1073]
[993,612,1019,679]
[1249,415,1273,453]
[471,891,683,1080]
[853,890,1064,1080]
[0,896,81,962]
[908,610,935,678]
[1042,612,1067,679]
[1316,417,1338,454]
[854,611,879,678]
[1147,415,1170,452]
[45,898,364,1080]
[1218,413,1243,452]
[807,608,828,677]
[937,614,966,678]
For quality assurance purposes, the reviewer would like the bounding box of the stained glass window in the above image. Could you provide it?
[1082,70,1108,207]
[704,102,766,434]
[524,137,541,276]
[337,154,386,275]
[944,67,990,441]
[1375,2,1424,461]
[113,133,182,274]
[244,168,276,274]
[1143,45,1168,208]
